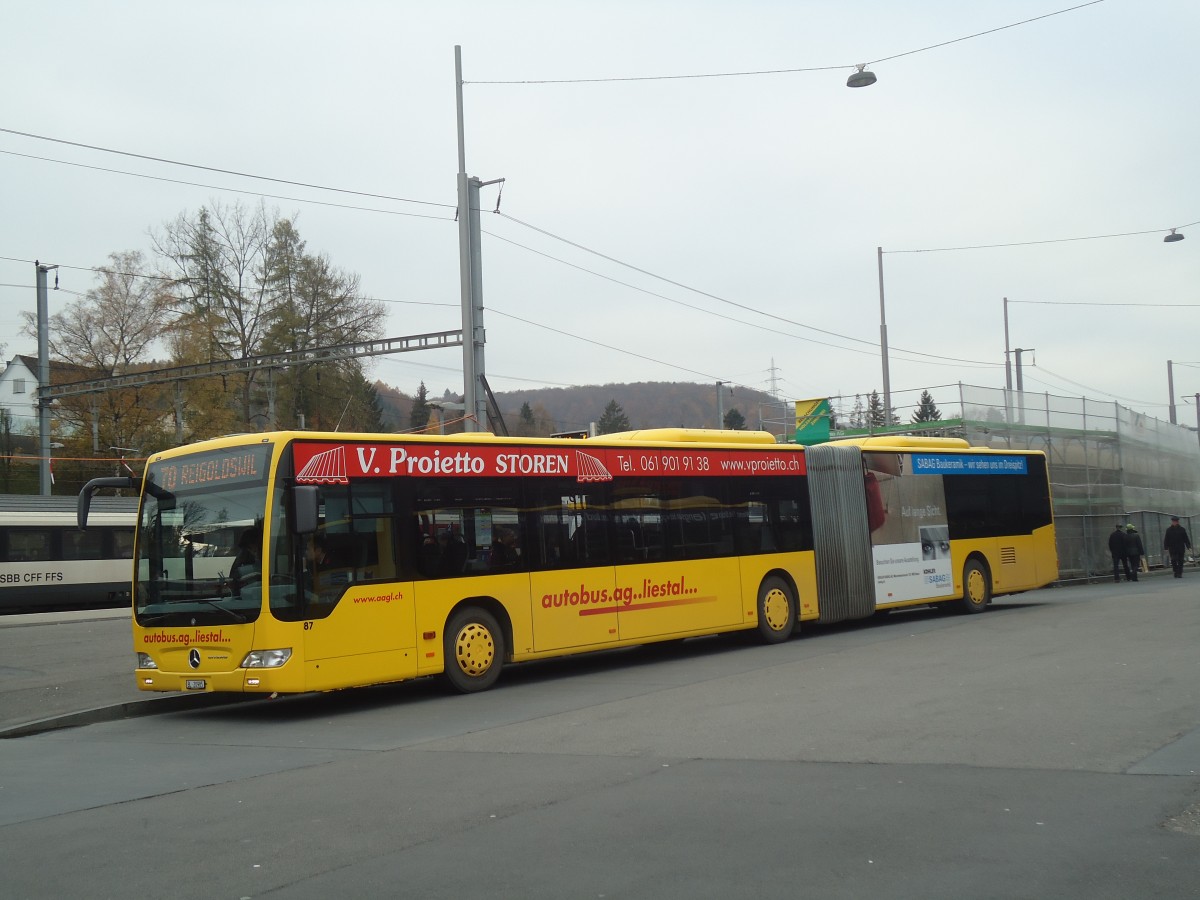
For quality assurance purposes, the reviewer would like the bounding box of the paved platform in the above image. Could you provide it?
[0,569,1174,738]
[0,608,237,738]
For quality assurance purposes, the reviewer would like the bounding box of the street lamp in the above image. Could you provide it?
[847,65,877,88]
[1164,228,1185,243]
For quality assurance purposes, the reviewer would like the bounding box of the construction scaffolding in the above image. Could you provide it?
[761,383,1200,582]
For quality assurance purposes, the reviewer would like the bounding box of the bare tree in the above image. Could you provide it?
[23,250,171,372]
[20,250,174,455]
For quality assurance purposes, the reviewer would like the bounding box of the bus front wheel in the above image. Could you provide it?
[756,576,796,644]
[959,559,991,614]
[443,608,505,693]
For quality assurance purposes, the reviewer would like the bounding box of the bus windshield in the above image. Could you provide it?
[135,443,272,627]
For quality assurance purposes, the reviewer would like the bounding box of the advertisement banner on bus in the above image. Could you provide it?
[865,452,954,604]
[293,441,807,484]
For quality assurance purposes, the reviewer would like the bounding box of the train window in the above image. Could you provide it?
[114,529,134,559]
[63,528,105,560]
[7,529,50,563]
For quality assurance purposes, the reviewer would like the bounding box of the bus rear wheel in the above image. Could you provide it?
[958,559,991,614]
[444,608,505,693]
[756,576,796,644]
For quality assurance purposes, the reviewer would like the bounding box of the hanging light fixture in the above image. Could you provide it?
[847,64,877,88]
[1164,228,1185,243]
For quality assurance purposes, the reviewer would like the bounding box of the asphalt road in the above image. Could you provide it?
[2,578,1199,899]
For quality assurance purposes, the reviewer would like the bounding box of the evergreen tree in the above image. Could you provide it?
[410,382,431,431]
[337,370,386,432]
[911,390,943,424]
[514,401,537,437]
[867,390,886,427]
[867,390,901,427]
[723,408,746,430]
[597,399,630,434]
[850,394,865,428]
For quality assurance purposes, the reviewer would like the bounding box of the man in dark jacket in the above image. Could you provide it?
[1163,516,1192,578]
[1124,525,1144,582]
[1108,523,1130,583]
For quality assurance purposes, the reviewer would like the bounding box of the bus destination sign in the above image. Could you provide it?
[149,444,273,492]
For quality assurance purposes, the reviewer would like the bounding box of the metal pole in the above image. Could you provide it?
[35,261,53,496]
[455,46,479,432]
[467,177,488,430]
[1167,360,1176,424]
[877,247,891,416]
[175,381,183,446]
[1003,297,1014,426]
[1003,297,1012,391]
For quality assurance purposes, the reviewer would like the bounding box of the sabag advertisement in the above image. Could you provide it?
[865,451,954,605]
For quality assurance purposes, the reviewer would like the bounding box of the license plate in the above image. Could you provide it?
[185,679,206,691]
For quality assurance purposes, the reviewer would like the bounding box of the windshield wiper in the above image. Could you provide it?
[196,599,247,623]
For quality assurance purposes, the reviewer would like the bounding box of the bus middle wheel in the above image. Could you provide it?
[756,576,796,644]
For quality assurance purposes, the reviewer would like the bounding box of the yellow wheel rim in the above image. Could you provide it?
[966,568,986,605]
[454,622,495,677]
[762,588,791,632]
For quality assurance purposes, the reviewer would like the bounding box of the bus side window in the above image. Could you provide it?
[418,530,440,576]
[442,526,469,575]
[540,523,570,566]
[574,513,609,564]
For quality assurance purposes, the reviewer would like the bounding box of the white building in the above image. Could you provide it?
[0,355,41,434]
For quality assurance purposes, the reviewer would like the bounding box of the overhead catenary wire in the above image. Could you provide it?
[0,127,453,210]
[483,227,996,369]
[0,148,456,221]
[465,1,1108,84]
[493,212,1000,368]
[2,135,1187,379]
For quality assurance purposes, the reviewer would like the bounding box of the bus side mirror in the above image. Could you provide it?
[291,485,320,535]
[78,475,139,530]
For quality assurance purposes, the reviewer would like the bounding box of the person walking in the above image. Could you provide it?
[1108,523,1130,583]
[1163,515,1192,579]
[1124,524,1145,581]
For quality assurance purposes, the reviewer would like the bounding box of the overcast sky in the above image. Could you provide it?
[2,1,1196,426]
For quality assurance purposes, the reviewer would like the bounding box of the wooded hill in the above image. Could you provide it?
[374,380,785,435]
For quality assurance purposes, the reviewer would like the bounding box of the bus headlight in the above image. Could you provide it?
[136,653,158,670]
[241,648,293,668]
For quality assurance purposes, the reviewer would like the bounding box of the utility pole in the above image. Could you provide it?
[1167,360,1176,424]
[877,246,891,417]
[1014,348,1034,393]
[716,381,730,428]
[35,261,57,496]
[455,46,484,432]
[455,47,504,432]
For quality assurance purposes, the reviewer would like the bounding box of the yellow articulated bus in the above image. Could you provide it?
[77,429,1057,695]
